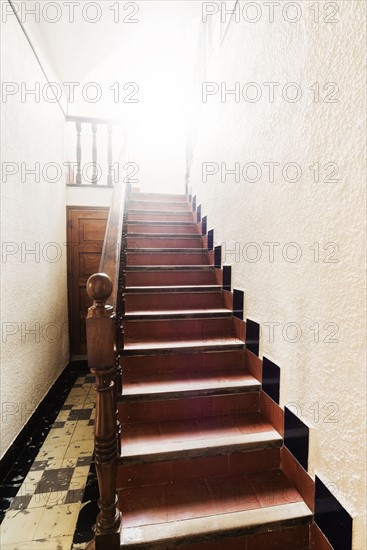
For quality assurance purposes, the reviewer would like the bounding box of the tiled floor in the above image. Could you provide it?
[0,375,97,550]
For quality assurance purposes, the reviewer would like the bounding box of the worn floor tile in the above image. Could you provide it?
[0,375,94,549]
[31,535,74,549]
[0,541,34,549]
[0,508,44,544]
[64,440,94,459]
[33,503,81,540]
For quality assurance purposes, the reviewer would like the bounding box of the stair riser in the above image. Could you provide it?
[126,252,210,266]
[121,350,246,376]
[156,524,310,550]
[119,392,259,424]
[129,202,190,212]
[130,194,187,203]
[124,317,236,342]
[117,448,280,489]
[125,292,224,312]
[128,212,194,222]
[126,271,216,286]
[127,237,204,248]
[127,223,198,234]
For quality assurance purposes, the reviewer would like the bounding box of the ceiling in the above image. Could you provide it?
[22,1,201,84]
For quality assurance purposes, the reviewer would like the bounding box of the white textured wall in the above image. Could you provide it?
[1,16,69,458]
[66,186,113,207]
[190,2,366,547]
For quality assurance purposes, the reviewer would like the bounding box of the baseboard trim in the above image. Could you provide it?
[0,360,88,485]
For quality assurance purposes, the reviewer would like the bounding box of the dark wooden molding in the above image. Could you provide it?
[208,229,214,250]
[201,215,207,236]
[284,406,309,471]
[214,245,221,268]
[262,356,280,404]
[233,289,244,319]
[245,319,260,356]
[0,360,88,485]
[315,476,352,550]
[222,265,231,291]
[197,204,201,223]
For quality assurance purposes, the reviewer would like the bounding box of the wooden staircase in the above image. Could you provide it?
[114,191,313,549]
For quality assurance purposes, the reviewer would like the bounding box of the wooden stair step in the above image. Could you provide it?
[122,339,244,356]
[122,350,245,376]
[119,471,311,549]
[128,211,193,222]
[127,220,196,226]
[121,369,260,401]
[125,285,222,293]
[129,201,191,211]
[127,236,204,248]
[129,192,187,202]
[120,412,280,463]
[127,248,208,253]
[125,291,224,312]
[124,309,231,320]
[128,233,203,238]
[128,209,192,215]
[125,269,216,287]
[125,266,214,271]
[127,222,198,234]
[124,315,237,344]
[119,392,258,425]
[129,200,189,206]
[126,251,210,266]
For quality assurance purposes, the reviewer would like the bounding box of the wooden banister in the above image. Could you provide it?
[66,115,123,187]
[85,152,129,550]
[66,115,122,126]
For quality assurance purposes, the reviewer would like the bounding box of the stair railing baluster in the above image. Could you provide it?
[66,116,122,187]
[75,120,82,184]
[107,123,113,186]
[86,273,121,549]
[92,122,98,185]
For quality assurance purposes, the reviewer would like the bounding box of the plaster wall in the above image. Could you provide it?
[1,15,69,457]
[189,2,366,547]
[66,186,113,207]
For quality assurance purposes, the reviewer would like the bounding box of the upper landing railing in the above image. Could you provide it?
[65,115,123,187]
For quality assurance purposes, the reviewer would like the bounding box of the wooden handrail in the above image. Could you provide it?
[99,165,126,310]
[85,150,129,550]
[66,114,122,125]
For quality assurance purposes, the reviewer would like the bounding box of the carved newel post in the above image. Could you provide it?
[86,273,121,550]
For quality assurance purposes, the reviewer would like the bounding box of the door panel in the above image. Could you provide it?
[67,207,109,355]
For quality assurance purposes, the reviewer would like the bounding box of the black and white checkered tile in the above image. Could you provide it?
[0,375,96,550]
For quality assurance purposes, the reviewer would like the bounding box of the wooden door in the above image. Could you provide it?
[67,207,109,356]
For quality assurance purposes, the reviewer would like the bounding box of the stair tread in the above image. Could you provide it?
[122,429,281,462]
[123,338,244,354]
[129,202,189,207]
[127,248,208,253]
[124,308,231,319]
[125,265,215,271]
[120,503,311,548]
[130,193,187,199]
[127,220,197,226]
[128,233,202,238]
[119,471,311,547]
[121,412,279,460]
[122,369,260,399]
[125,285,222,293]
[129,209,192,214]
